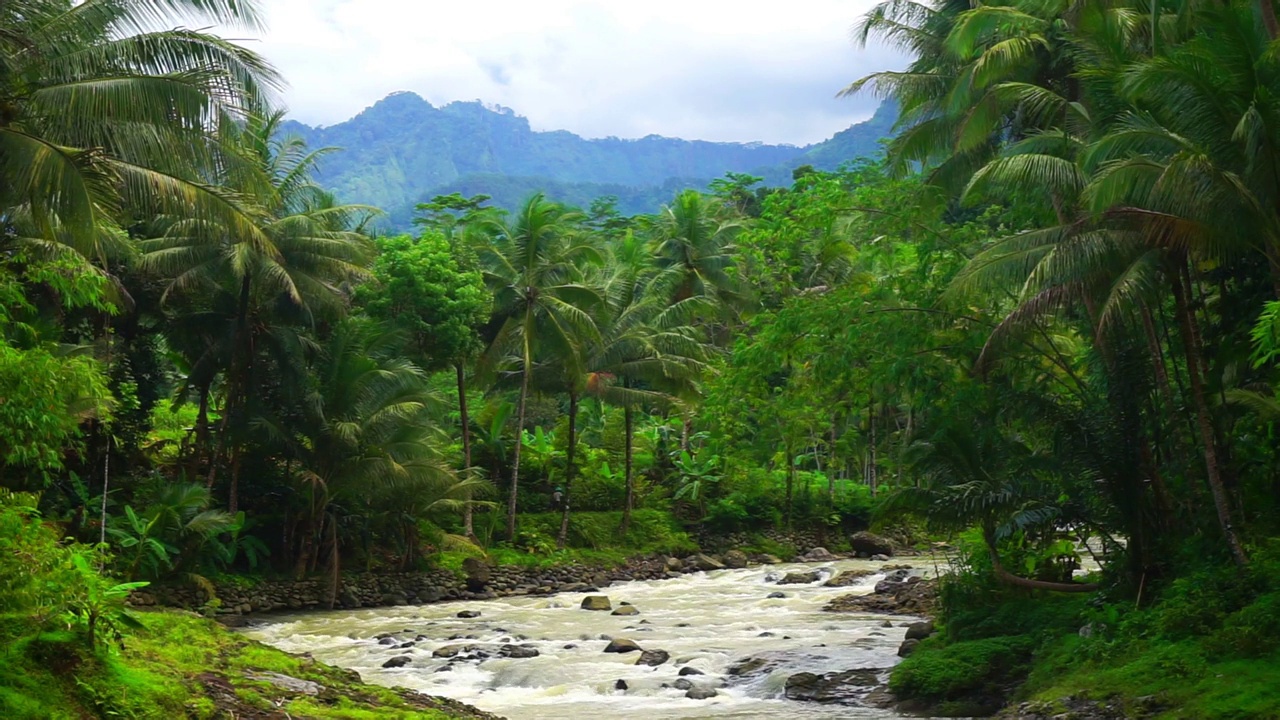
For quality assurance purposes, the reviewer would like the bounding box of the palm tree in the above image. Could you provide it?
[0,0,278,265]
[474,193,602,539]
[141,112,375,511]
[649,190,743,305]
[290,319,484,602]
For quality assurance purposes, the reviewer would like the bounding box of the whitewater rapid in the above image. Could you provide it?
[244,558,937,719]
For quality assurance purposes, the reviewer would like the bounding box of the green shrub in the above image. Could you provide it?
[890,635,1035,701]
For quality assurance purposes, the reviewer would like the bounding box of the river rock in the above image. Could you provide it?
[849,531,894,557]
[381,656,413,668]
[615,679,628,691]
[905,621,935,641]
[797,547,837,562]
[784,668,883,703]
[462,557,491,592]
[824,569,875,587]
[897,638,920,657]
[778,570,822,585]
[604,638,642,653]
[500,644,540,659]
[243,671,322,695]
[870,553,890,562]
[635,649,670,666]
[678,666,705,676]
[665,556,683,572]
[581,595,612,611]
[728,656,772,676]
[457,610,481,619]
[756,554,783,564]
[767,591,786,599]
[433,644,470,658]
[382,592,408,606]
[378,636,397,646]
[722,550,749,568]
[689,554,725,571]
[612,605,640,616]
[686,687,718,700]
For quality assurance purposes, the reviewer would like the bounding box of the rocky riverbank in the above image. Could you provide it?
[132,534,915,619]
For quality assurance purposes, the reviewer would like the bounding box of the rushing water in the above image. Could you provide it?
[245,559,937,719]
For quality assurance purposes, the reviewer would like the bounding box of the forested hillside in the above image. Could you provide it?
[282,92,895,225]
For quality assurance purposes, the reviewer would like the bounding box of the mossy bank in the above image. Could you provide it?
[0,609,499,720]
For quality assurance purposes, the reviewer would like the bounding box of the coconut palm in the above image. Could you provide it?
[0,0,278,265]
[649,190,744,305]
[289,319,485,602]
[474,193,602,539]
[141,112,375,511]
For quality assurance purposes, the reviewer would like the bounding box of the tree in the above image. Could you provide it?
[141,112,375,512]
[363,232,490,537]
[0,0,278,267]
[474,193,602,539]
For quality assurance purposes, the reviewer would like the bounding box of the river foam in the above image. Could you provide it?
[245,558,935,719]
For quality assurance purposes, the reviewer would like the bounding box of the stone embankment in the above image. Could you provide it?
[131,535,904,617]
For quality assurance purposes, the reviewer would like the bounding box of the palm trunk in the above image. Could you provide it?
[1261,0,1279,41]
[784,440,795,529]
[621,400,635,534]
[557,389,579,549]
[458,363,475,540]
[868,398,878,496]
[983,523,1099,593]
[208,273,252,491]
[1170,258,1249,566]
[507,334,532,541]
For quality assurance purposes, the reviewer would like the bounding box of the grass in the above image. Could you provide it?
[891,556,1280,719]
[436,508,698,573]
[0,610,482,719]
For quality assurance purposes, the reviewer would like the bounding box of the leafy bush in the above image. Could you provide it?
[890,635,1035,701]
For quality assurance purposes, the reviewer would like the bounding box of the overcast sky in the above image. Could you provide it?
[239,1,903,146]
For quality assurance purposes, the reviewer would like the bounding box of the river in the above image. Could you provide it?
[244,558,935,719]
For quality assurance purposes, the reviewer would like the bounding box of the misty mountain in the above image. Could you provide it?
[282,92,894,226]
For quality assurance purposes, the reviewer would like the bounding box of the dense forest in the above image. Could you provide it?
[282,92,897,227]
[4,0,1280,717]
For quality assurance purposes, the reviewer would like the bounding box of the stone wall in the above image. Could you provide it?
[695,529,829,554]
[131,555,682,616]
[133,535,848,617]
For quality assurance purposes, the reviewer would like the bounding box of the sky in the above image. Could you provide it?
[237,0,903,146]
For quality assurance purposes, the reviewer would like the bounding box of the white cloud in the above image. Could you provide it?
[240,0,904,145]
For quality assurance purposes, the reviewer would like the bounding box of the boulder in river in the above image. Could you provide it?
[784,669,884,703]
[823,569,875,587]
[499,644,540,659]
[849,531,895,557]
[778,570,822,585]
[604,638,642,653]
[615,679,628,691]
[581,595,612,611]
[722,550,749,568]
[905,621,935,641]
[672,678,694,690]
[635,649,670,666]
[678,666,705,676]
[755,554,783,564]
[381,656,412,668]
[797,547,837,562]
[689,553,725,572]
[767,591,787,599]
[612,605,640,616]
[665,556,683,572]
[897,638,920,657]
[432,644,470,658]
[457,610,481,619]
[462,557,491,592]
[686,687,719,700]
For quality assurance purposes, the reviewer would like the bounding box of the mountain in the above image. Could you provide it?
[283,92,894,226]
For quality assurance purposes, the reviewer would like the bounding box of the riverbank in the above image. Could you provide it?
[133,529,893,618]
[0,608,500,719]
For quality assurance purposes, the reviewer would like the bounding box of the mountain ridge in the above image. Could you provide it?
[283,91,894,225]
